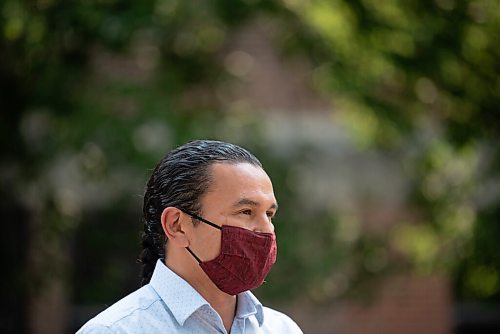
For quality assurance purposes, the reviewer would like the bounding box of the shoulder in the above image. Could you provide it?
[77,285,175,333]
[260,306,303,333]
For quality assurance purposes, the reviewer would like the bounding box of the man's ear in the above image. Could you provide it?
[161,207,189,247]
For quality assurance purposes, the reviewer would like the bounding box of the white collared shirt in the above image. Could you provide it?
[77,260,302,333]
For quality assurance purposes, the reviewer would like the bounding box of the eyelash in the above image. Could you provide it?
[239,210,275,218]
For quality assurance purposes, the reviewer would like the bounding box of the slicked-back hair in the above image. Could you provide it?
[139,140,262,285]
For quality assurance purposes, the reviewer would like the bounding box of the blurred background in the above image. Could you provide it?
[1,0,499,333]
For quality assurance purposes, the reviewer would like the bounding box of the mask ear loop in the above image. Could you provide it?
[186,247,202,263]
[179,208,223,264]
[178,208,222,230]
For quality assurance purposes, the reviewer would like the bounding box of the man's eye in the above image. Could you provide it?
[241,209,252,215]
[266,211,275,218]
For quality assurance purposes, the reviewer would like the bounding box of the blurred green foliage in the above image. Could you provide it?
[1,0,499,308]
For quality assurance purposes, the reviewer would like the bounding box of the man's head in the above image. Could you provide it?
[140,140,265,285]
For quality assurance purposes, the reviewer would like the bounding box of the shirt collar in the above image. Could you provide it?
[149,260,209,326]
[149,259,265,327]
[236,291,265,326]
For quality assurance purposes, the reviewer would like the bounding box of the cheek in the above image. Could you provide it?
[205,233,222,261]
[197,229,222,262]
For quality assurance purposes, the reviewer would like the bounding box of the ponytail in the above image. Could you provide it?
[138,224,165,286]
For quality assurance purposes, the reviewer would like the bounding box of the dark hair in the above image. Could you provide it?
[139,139,262,285]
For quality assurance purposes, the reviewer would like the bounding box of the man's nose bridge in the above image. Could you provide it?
[254,213,274,233]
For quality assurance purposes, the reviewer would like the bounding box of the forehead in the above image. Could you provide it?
[202,162,276,208]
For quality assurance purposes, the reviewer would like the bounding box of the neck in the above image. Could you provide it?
[165,250,237,333]
[204,290,237,333]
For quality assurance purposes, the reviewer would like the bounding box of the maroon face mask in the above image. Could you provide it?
[182,210,277,296]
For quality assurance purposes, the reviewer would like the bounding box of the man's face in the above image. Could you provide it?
[187,162,278,262]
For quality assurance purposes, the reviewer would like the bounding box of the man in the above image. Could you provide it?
[77,140,303,333]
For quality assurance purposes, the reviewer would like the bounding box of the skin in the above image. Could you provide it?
[160,162,278,333]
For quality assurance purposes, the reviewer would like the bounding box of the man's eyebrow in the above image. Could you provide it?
[233,198,279,210]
